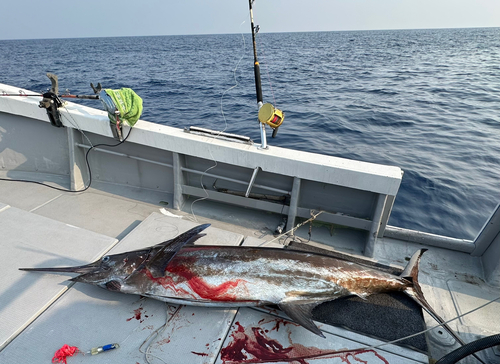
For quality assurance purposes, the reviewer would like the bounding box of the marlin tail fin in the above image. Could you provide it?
[402,249,486,364]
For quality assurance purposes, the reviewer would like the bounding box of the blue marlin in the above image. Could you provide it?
[20,224,470,351]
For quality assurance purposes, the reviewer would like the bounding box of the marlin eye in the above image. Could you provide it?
[102,256,110,263]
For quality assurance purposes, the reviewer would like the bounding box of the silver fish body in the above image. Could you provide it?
[20,223,475,350]
[123,246,410,309]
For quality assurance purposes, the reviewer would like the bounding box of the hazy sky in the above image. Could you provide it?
[1,0,499,40]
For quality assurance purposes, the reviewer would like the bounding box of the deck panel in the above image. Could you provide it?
[0,206,118,351]
[30,190,161,240]
[0,173,66,212]
[0,202,8,212]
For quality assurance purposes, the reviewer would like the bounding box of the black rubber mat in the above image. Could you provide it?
[313,292,427,352]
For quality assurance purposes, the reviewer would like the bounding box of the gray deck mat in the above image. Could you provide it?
[0,206,118,351]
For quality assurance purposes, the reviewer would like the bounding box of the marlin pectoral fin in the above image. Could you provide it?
[278,302,325,338]
[146,224,211,278]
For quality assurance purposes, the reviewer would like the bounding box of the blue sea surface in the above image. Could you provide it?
[1,28,499,240]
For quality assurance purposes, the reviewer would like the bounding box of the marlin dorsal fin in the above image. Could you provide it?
[278,301,325,338]
[146,224,210,278]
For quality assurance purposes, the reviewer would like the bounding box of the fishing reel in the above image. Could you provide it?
[38,73,101,128]
[91,82,123,141]
[258,103,284,138]
[29,73,140,139]
[39,73,64,127]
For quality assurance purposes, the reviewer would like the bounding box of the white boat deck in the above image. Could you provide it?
[1,81,499,363]
[0,177,498,364]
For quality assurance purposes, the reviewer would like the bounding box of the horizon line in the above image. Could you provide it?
[1,26,498,42]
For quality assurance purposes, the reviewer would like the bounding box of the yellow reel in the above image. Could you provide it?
[258,103,284,129]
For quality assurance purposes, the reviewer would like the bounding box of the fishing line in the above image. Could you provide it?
[188,22,248,223]
[248,295,500,363]
[61,103,95,148]
[374,296,500,346]
[139,304,182,364]
[259,210,324,247]
[333,295,500,359]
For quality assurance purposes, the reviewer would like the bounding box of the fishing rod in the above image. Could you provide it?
[248,0,284,149]
[249,0,263,107]
[2,73,141,143]
[1,73,100,127]
[0,73,142,193]
[1,92,42,97]
[0,92,99,100]
[0,72,99,100]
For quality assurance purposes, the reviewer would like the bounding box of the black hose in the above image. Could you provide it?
[435,333,500,364]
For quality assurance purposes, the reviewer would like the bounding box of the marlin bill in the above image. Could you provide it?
[20,223,461,342]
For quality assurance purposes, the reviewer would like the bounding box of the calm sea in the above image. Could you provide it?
[1,28,499,240]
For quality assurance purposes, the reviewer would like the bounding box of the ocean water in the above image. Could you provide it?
[1,28,499,240]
